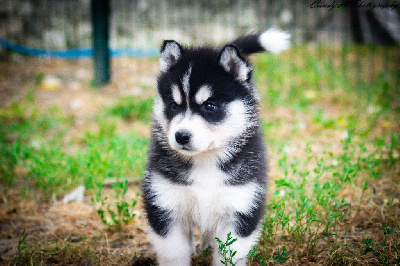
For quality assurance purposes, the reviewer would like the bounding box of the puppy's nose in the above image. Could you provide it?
[175,131,191,145]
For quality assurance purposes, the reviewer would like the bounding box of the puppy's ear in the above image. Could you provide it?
[218,45,252,82]
[160,40,183,73]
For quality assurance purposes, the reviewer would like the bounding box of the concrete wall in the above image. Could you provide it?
[0,0,353,52]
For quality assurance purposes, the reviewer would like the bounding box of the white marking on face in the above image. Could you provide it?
[209,100,251,154]
[195,85,213,105]
[168,99,250,158]
[171,84,182,105]
[153,95,167,129]
[181,64,192,99]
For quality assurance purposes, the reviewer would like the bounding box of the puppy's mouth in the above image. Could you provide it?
[171,141,194,151]
[178,145,193,151]
[173,145,199,156]
[173,141,219,157]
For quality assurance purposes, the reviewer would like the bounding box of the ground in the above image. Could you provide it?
[0,57,159,265]
[0,46,399,265]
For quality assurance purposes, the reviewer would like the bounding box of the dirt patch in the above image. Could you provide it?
[0,57,157,108]
[0,185,156,264]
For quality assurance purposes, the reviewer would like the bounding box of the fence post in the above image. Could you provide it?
[91,0,110,87]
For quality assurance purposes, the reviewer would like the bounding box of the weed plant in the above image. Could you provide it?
[92,178,139,230]
[215,232,239,266]
[363,224,400,265]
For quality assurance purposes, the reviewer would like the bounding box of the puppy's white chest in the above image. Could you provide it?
[185,163,233,229]
[187,160,258,227]
[151,158,259,230]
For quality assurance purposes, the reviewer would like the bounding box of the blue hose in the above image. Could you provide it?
[0,38,159,58]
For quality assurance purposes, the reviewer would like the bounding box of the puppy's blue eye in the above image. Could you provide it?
[203,101,217,112]
[169,102,179,110]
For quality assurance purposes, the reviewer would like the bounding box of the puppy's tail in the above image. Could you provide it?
[230,28,291,55]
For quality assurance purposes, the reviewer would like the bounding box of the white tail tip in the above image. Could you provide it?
[259,28,291,53]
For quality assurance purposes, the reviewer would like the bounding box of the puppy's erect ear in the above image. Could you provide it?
[218,45,252,82]
[160,40,183,73]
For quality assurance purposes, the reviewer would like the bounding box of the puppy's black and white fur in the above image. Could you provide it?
[142,28,290,265]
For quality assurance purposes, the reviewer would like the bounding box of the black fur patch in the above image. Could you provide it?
[220,126,267,186]
[234,199,265,237]
[142,176,173,237]
[231,33,264,55]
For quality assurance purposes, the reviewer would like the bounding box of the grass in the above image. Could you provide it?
[10,228,110,265]
[107,96,154,122]
[256,132,399,264]
[251,45,400,264]
[0,97,150,197]
[0,44,399,265]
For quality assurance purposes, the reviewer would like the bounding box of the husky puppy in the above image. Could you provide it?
[142,29,290,265]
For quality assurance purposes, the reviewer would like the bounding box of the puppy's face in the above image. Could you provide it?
[153,41,258,157]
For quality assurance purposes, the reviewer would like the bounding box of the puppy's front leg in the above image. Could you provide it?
[212,223,260,266]
[148,221,192,266]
